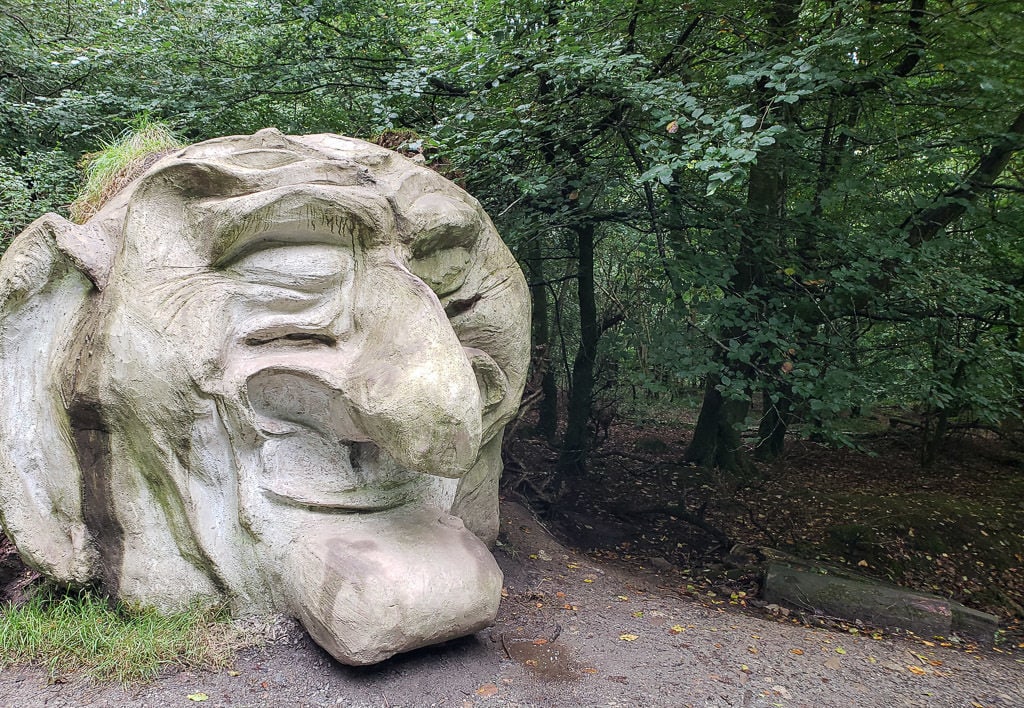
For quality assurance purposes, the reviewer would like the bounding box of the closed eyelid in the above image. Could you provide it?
[224,243,354,292]
[405,193,483,256]
[199,185,393,265]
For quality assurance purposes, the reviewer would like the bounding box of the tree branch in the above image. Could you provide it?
[902,108,1024,247]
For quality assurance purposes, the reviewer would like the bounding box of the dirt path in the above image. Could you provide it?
[1,501,1021,708]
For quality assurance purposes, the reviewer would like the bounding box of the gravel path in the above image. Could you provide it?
[1,501,1021,707]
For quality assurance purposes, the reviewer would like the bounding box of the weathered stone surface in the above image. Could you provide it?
[0,129,530,665]
[763,561,998,644]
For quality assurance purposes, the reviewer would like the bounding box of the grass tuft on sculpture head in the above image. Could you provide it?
[69,119,183,224]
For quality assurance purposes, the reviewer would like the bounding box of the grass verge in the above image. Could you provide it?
[0,584,240,684]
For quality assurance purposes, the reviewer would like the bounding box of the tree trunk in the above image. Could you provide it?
[683,0,798,472]
[556,221,598,500]
[684,375,754,476]
[756,389,789,461]
[527,236,559,441]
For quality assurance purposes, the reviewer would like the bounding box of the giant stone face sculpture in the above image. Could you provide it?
[0,129,530,665]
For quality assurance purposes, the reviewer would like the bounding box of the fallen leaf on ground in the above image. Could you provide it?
[790,648,804,655]
[619,633,639,641]
[475,683,498,697]
[187,694,209,702]
[835,647,846,654]
[772,685,792,699]
[669,625,686,634]
[907,666,927,675]
[532,638,548,645]
[582,667,598,674]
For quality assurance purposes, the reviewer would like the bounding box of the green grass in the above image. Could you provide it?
[69,118,183,223]
[0,585,239,684]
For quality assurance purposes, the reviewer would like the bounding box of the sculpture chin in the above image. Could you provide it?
[279,506,503,665]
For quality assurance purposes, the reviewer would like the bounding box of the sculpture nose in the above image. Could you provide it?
[245,253,485,479]
[337,256,484,477]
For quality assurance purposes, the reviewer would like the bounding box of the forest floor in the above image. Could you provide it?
[0,416,1022,706]
[504,410,1024,645]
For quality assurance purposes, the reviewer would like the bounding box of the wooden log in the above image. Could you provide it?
[763,561,998,644]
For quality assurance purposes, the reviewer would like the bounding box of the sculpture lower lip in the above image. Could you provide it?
[260,477,421,511]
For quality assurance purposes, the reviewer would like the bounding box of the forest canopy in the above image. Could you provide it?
[2,0,1023,489]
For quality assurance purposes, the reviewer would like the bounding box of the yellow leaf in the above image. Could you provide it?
[187,694,209,702]
[583,578,594,583]
[476,683,499,697]
[857,560,869,567]
[619,633,639,641]
[790,648,804,655]
[582,667,598,674]
[907,666,927,675]
[669,625,686,634]
[616,595,629,601]
[835,647,846,654]
[227,670,240,677]
[667,120,679,134]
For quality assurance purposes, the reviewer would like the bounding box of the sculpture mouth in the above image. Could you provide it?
[260,474,424,512]
[257,436,436,513]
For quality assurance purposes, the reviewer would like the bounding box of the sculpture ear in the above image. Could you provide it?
[53,215,115,290]
[0,213,99,583]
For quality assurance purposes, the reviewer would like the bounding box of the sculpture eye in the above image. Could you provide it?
[224,243,352,292]
[408,246,472,298]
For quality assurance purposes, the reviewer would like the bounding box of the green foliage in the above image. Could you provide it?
[0,148,78,246]
[0,585,237,684]
[0,0,1021,464]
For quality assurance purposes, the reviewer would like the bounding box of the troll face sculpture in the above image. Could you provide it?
[0,129,529,665]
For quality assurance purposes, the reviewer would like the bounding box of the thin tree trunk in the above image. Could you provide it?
[527,236,559,441]
[556,221,598,500]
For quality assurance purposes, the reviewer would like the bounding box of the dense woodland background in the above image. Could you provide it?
[2,0,1023,623]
